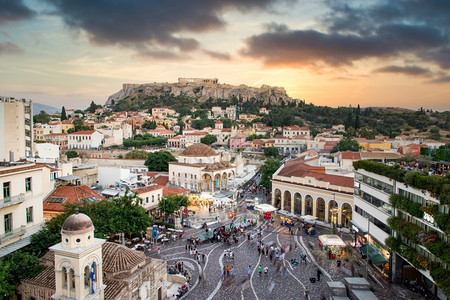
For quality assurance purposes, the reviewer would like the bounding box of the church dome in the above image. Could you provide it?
[180,143,217,157]
[61,213,94,235]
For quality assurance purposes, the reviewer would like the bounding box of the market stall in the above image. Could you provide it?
[280,216,295,227]
[255,204,278,220]
[301,215,317,235]
[318,235,346,258]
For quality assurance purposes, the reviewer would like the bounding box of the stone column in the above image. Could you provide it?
[301,199,306,215]
[313,201,317,217]
[280,194,285,210]
[271,192,276,206]
[290,196,295,213]
[338,208,342,226]
[324,205,329,222]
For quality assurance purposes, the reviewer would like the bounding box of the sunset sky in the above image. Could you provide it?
[1,0,449,111]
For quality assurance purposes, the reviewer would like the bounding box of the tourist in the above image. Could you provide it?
[304,289,310,300]
[317,268,322,281]
[248,265,251,278]
[226,265,230,277]
[264,266,268,276]
[258,265,262,277]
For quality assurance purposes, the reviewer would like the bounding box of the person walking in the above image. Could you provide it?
[226,265,230,277]
[248,265,252,278]
[157,247,161,256]
[258,265,262,277]
[317,268,322,281]
[264,266,268,276]
[304,289,310,300]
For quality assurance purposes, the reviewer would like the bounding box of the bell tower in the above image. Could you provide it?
[50,212,106,299]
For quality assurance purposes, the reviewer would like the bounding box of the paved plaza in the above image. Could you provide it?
[148,196,428,300]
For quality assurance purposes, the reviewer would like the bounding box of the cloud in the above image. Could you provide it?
[374,65,431,76]
[42,0,287,54]
[428,75,450,84]
[241,1,450,72]
[203,50,231,60]
[0,0,35,24]
[0,42,24,55]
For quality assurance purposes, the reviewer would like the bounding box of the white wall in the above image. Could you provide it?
[98,166,131,188]
[34,143,60,160]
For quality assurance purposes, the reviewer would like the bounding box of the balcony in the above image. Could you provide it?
[0,225,26,244]
[0,193,25,209]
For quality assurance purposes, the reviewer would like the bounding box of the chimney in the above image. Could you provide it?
[9,150,14,162]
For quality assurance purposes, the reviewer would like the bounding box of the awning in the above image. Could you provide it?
[350,220,367,235]
[360,244,388,265]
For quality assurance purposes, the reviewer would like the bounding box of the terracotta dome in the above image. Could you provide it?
[102,242,145,273]
[180,143,217,157]
[61,213,94,235]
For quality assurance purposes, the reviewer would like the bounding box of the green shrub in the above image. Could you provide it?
[389,194,424,218]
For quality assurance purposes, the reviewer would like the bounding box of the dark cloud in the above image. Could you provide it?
[374,65,431,76]
[42,0,287,54]
[0,0,35,25]
[133,49,190,61]
[203,50,231,60]
[241,1,450,74]
[0,42,24,55]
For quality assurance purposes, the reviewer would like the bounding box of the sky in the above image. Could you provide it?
[0,0,449,111]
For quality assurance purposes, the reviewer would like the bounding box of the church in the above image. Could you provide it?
[18,213,167,300]
[168,143,236,192]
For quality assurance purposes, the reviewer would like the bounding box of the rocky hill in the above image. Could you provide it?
[105,78,297,106]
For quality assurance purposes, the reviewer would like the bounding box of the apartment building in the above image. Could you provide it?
[282,125,310,138]
[0,97,33,161]
[0,162,54,257]
[352,161,448,299]
[68,130,104,150]
[44,133,68,149]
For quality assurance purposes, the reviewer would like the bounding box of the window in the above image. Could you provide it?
[146,197,149,204]
[25,177,32,192]
[26,206,33,223]
[3,182,11,199]
[157,194,160,201]
[152,195,155,203]
[4,213,12,233]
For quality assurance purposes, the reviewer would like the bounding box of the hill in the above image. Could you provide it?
[33,102,59,115]
[106,77,297,107]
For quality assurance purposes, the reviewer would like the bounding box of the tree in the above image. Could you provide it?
[65,150,78,159]
[429,127,441,141]
[264,146,281,159]
[72,118,90,132]
[331,138,360,153]
[201,134,217,145]
[145,151,176,171]
[60,106,67,121]
[33,110,51,124]
[159,194,189,218]
[125,150,148,159]
[88,101,97,113]
[260,158,281,190]
[142,120,157,129]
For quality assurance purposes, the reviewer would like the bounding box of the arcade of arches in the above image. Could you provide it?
[272,188,353,228]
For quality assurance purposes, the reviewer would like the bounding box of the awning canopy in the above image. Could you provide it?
[319,235,346,247]
[360,244,388,265]
[255,204,277,213]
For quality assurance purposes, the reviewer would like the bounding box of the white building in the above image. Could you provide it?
[97,127,124,147]
[0,97,33,161]
[168,143,236,192]
[282,125,310,138]
[68,131,104,150]
[132,184,163,212]
[33,143,60,162]
[0,162,54,257]
[274,135,307,154]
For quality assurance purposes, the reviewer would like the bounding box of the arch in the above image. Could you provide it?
[316,197,325,221]
[283,190,292,211]
[341,203,353,228]
[328,200,338,225]
[61,266,68,289]
[273,189,282,209]
[214,174,221,188]
[69,268,75,289]
[305,195,313,215]
[294,193,302,214]
[84,265,90,288]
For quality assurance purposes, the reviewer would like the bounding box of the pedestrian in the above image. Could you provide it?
[202,253,206,262]
[264,266,268,276]
[230,266,234,278]
[337,259,341,268]
[221,266,225,280]
[258,265,262,277]
[226,265,230,277]
[157,247,160,256]
[317,268,322,281]
[304,289,309,300]
[248,265,251,278]
[328,249,331,260]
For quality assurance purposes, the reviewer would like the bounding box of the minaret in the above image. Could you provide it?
[50,213,106,299]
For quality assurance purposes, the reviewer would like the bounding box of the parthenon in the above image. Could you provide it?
[178,78,218,85]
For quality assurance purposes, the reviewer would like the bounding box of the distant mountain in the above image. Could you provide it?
[33,102,59,115]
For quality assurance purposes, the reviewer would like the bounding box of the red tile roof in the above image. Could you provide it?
[277,161,353,188]
[341,151,361,160]
[44,185,105,213]
[132,184,163,195]
[163,186,190,197]
[153,175,169,186]
[68,130,97,135]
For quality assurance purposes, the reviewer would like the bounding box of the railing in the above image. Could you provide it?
[0,225,26,244]
[0,193,25,208]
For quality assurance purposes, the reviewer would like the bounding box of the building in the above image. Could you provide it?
[184,131,208,146]
[0,162,54,257]
[33,143,60,163]
[274,135,307,155]
[152,107,176,118]
[43,184,104,220]
[271,160,354,228]
[0,97,33,161]
[18,213,167,299]
[146,125,176,138]
[132,184,164,213]
[282,125,310,138]
[355,138,391,151]
[167,135,186,149]
[352,161,448,298]
[229,134,248,151]
[44,133,69,149]
[168,143,236,192]
[68,131,104,150]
